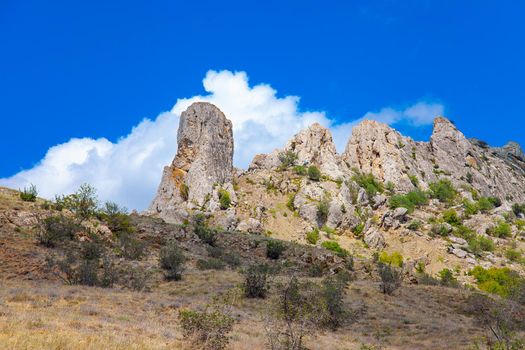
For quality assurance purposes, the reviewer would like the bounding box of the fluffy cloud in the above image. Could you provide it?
[0,70,444,210]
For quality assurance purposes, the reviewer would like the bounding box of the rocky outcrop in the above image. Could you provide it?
[249,123,343,178]
[342,117,525,205]
[147,102,234,223]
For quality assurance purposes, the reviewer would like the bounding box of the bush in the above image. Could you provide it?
[378,251,403,267]
[206,246,241,268]
[286,193,296,211]
[487,221,512,238]
[243,265,269,298]
[179,183,189,201]
[293,165,307,176]
[442,209,462,226]
[266,240,286,259]
[179,308,235,350]
[505,248,523,262]
[430,223,451,237]
[353,222,365,236]
[321,241,349,257]
[378,263,402,295]
[307,165,321,181]
[429,179,457,204]
[20,184,38,202]
[197,258,226,270]
[71,184,99,220]
[319,276,349,330]
[37,215,80,247]
[438,268,458,287]
[306,228,320,244]
[467,235,495,256]
[476,197,495,213]
[512,203,525,217]
[389,190,428,213]
[278,150,298,169]
[407,220,422,231]
[99,202,134,235]
[469,266,523,298]
[317,197,330,223]
[159,242,186,281]
[193,214,217,246]
[118,232,145,260]
[218,189,231,210]
[353,172,383,197]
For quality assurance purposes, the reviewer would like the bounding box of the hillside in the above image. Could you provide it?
[2,102,525,349]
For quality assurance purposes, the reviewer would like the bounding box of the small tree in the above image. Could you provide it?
[278,151,298,169]
[20,184,38,202]
[267,240,286,260]
[307,166,321,181]
[218,189,231,209]
[244,265,269,298]
[37,215,80,247]
[159,242,186,281]
[378,263,402,295]
[193,214,217,246]
[179,307,235,350]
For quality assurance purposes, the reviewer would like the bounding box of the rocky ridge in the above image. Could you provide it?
[147,102,525,278]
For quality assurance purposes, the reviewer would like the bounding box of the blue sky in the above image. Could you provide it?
[1,1,524,209]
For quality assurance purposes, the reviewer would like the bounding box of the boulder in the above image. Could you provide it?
[364,229,386,250]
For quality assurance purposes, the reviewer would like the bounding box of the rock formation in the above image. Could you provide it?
[147,102,234,223]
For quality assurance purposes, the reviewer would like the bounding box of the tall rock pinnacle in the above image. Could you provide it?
[147,102,234,223]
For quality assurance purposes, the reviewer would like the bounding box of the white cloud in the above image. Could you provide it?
[0,70,444,211]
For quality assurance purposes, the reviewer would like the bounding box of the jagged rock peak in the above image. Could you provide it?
[147,102,234,223]
[499,141,524,160]
[284,123,343,178]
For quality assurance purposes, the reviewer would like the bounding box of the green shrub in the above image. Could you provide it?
[378,251,403,267]
[99,202,134,235]
[378,263,402,295]
[243,265,269,298]
[319,276,349,330]
[317,197,330,223]
[307,166,321,181]
[442,209,462,226]
[463,200,479,216]
[352,222,364,236]
[476,197,495,213]
[159,242,186,281]
[408,175,419,187]
[321,241,349,257]
[469,266,523,297]
[179,308,234,350]
[218,189,231,209]
[179,183,189,201]
[20,184,38,202]
[306,228,320,244]
[429,179,457,204]
[438,268,458,287]
[286,193,296,211]
[487,196,502,208]
[505,248,522,262]
[193,214,217,246]
[487,221,512,238]
[430,223,451,237]
[407,220,422,231]
[512,203,525,217]
[206,246,241,268]
[37,215,80,247]
[118,232,145,260]
[69,184,99,221]
[278,150,298,169]
[266,240,286,259]
[389,190,428,213]
[467,235,495,256]
[197,258,226,270]
[352,172,383,197]
[293,165,307,176]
